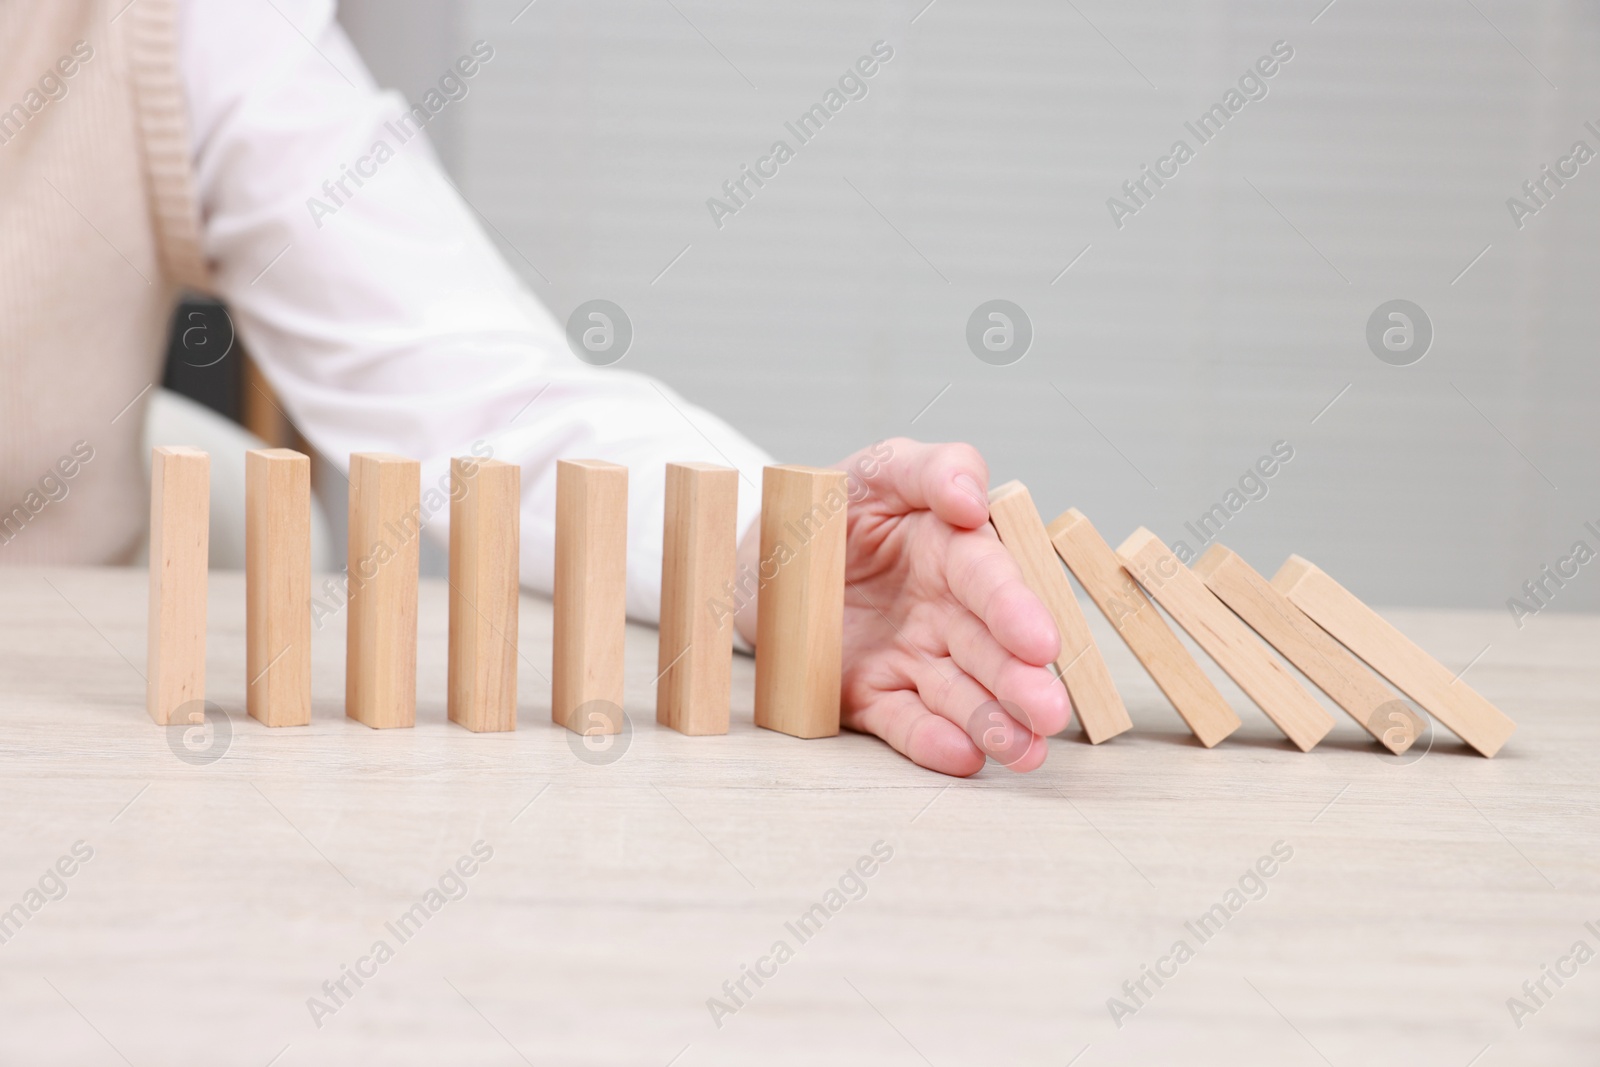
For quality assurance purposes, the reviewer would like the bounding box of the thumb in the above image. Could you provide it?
[842,438,991,528]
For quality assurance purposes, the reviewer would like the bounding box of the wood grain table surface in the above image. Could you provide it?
[0,566,1594,1066]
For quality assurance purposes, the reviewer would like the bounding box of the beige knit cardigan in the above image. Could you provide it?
[0,0,210,564]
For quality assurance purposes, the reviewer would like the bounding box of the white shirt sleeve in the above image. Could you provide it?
[176,0,770,622]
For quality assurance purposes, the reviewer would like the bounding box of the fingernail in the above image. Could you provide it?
[953,473,987,510]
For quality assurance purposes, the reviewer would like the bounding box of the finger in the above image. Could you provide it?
[944,527,1060,667]
[945,608,1072,737]
[844,689,986,778]
[847,438,991,529]
[967,700,1049,773]
[911,656,1049,773]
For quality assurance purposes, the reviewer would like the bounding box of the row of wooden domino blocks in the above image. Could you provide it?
[146,447,847,739]
[145,445,1515,757]
[988,481,1517,757]
[148,447,851,739]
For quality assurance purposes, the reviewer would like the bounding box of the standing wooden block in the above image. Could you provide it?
[754,465,847,739]
[246,449,311,727]
[552,459,628,734]
[345,452,420,729]
[147,446,209,726]
[657,463,738,735]
[448,458,521,733]
[1048,509,1239,747]
[1195,545,1419,754]
[1273,555,1516,757]
[989,483,1130,743]
[1116,528,1334,752]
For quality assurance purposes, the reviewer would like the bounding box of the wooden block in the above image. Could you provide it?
[1273,555,1516,757]
[245,449,311,728]
[147,446,209,726]
[754,465,847,739]
[657,463,738,735]
[1195,545,1420,754]
[1116,528,1335,752]
[448,457,521,733]
[552,459,628,734]
[1048,509,1239,747]
[345,452,420,729]
[989,483,1130,743]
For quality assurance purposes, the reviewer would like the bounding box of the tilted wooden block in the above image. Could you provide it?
[553,459,628,735]
[1195,545,1419,754]
[147,446,209,726]
[754,465,846,739]
[1116,528,1334,752]
[246,449,311,727]
[1048,509,1239,747]
[1272,555,1516,757]
[346,452,421,729]
[448,457,520,733]
[657,463,738,736]
[989,483,1130,743]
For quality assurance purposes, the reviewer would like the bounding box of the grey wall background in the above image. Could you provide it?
[340,0,1600,622]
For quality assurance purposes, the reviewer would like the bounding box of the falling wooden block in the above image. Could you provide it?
[1195,545,1420,754]
[246,449,311,728]
[657,462,738,736]
[989,483,1130,743]
[448,457,521,733]
[147,446,209,726]
[553,459,628,735]
[346,452,421,729]
[754,465,847,739]
[1048,509,1239,747]
[1117,528,1334,752]
[1273,555,1516,757]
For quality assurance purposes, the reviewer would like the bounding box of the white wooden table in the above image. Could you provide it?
[0,567,1594,1065]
